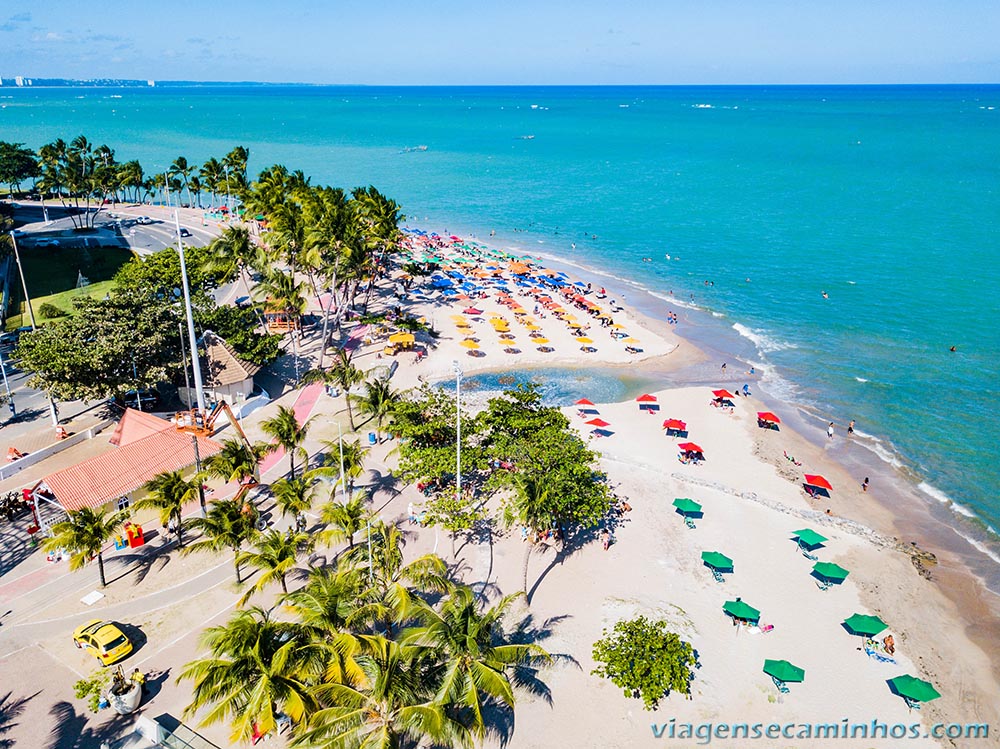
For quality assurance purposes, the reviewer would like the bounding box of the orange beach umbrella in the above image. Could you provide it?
[803,474,833,491]
[757,411,781,424]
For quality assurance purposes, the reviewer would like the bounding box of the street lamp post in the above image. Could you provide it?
[174,211,206,415]
[0,348,14,419]
[10,232,58,426]
[453,360,462,500]
[337,420,347,501]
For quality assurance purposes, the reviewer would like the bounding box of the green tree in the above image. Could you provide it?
[314,438,368,496]
[254,268,308,333]
[352,376,402,442]
[260,405,312,479]
[503,475,555,594]
[421,492,485,559]
[311,348,365,430]
[271,475,319,523]
[317,495,370,550]
[293,635,470,749]
[42,506,124,588]
[184,498,259,583]
[0,141,39,198]
[236,529,312,604]
[203,438,267,485]
[591,616,698,710]
[133,469,202,548]
[403,586,548,737]
[202,226,268,322]
[179,606,321,742]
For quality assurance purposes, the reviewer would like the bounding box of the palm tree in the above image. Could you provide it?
[203,438,268,485]
[203,226,269,332]
[344,521,448,625]
[254,268,308,334]
[403,586,548,737]
[302,348,365,430]
[317,495,370,550]
[353,376,402,442]
[199,157,225,207]
[42,506,124,588]
[133,469,202,548]
[236,529,312,604]
[313,437,368,496]
[260,405,312,479]
[504,475,555,594]
[184,498,259,583]
[171,156,194,207]
[179,606,321,743]
[294,635,471,749]
[271,475,319,523]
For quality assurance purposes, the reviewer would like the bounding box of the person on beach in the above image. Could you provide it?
[601,529,611,551]
[742,383,751,397]
[721,362,727,373]
[827,422,834,439]
[848,419,855,435]
[862,477,869,492]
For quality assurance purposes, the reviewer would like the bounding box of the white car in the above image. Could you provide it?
[136,216,153,225]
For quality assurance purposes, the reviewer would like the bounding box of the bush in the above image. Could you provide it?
[38,302,67,319]
[592,615,698,710]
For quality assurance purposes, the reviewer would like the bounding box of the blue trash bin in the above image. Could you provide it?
[368,432,377,446]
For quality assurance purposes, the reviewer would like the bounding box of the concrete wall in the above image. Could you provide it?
[0,418,115,482]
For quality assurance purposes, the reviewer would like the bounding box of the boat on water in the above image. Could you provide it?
[402,145,428,153]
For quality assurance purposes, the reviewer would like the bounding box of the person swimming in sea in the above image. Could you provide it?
[822,290,829,299]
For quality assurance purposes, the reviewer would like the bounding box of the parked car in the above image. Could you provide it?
[33,238,61,248]
[73,620,133,665]
[136,216,153,225]
[116,388,160,411]
[178,227,192,237]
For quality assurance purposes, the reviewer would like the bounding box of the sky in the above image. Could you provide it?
[0,1,997,85]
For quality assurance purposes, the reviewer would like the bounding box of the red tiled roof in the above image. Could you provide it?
[108,408,173,447]
[44,430,222,512]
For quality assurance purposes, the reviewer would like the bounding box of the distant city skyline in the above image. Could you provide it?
[1,1,998,85]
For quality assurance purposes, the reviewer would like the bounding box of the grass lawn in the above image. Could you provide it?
[5,245,134,330]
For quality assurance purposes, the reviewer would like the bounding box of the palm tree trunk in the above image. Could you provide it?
[288,452,296,480]
[98,552,107,588]
[234,551,242,583]
[521,543,532,595]
[280,576,288,594]
[176,517,184,548]
[345,399,355,431]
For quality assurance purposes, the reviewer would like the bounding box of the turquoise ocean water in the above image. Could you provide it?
[2,84,999,562]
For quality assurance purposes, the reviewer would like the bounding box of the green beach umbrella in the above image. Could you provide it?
[888,675,941,703]
[812,561,850,583]
[763,660,805,683]
[701,551,734,571]
[673,498,702,515]
[723,599,761,622]
[843,613,887,637]
[792,528,827,548]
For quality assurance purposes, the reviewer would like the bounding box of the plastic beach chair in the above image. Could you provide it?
[815,579,832,591]
[684,517,697,529]
[800,547,818,561]
[712,569,725,583]
[903,697,921,711]
[771,676,790,694]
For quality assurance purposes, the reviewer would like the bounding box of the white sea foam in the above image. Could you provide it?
[731,323,798,353]
[918,481,956,506]
[692,103,714,109]
[855,377,869,383]
[711,311,725,318]
[854,431,906,469]
[961,534,1000,564]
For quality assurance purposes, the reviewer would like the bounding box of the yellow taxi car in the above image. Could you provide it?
[72,620,133,665]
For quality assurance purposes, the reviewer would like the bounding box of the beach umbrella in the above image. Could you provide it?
[586,418,611,427]
[887,675,941,704]
[636,394,657,402]
[578,408,600,416]
[812,561,850,583]
[672,498,702,515]
[591,428,614,437]
[712,389,735,399]
[610,324,625,330]
[701,551,734,571]
[792,528,827,548]
[623,337,640,344]
[677,442,704,454]
[388,332,415,345]
[723,599,761,622]
[533,337,550,344]
[463,307,483,315]
[576,337,594,344]
[460,340,480,349]
[804,474,833,491]
[763,660,805,684]
[843,613,887,637]
[574,398,595,406]
[757,411,781,424]
[662,418,687,431]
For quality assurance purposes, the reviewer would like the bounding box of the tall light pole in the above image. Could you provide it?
[10,232,58,426]
[174,211,206,414]
[0,348,13,419]
[337,420,347,501]
[453,360,462,500]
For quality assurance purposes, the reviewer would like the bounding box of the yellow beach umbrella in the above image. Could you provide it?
[461,340,480,349]
[576,337,594,344]
[610,324,625,330]
[623,337,640,344]
[533,337,550,344]
[563,314,578,320]
[525,324,541,331]
[388,332,415,345]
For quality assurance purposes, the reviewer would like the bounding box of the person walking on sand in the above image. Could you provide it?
[827,422,834,439]
[848,420,855,435]
[601,529,611,551]
[862,477,869,492]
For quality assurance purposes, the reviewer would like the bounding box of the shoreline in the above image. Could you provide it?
[399,224,1000,690]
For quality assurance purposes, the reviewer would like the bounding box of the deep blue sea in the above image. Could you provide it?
[2,84,999,558]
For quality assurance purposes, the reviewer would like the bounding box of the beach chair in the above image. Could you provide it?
[711,568,725,583]
[815,579,832,591]
[684,517,697,529]
[771,676,790,694]
[903,697,921,711]
[799,547,818,561]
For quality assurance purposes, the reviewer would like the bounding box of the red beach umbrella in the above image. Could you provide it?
[757,411,781,424]
[663,418,687,431]
[712,389,735,399]
[678,442,704,453]
[803,474,833,491]
[574,398,595,406]
[586,418,611,427]
[636,394,658,403]
[463,307,483,315]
